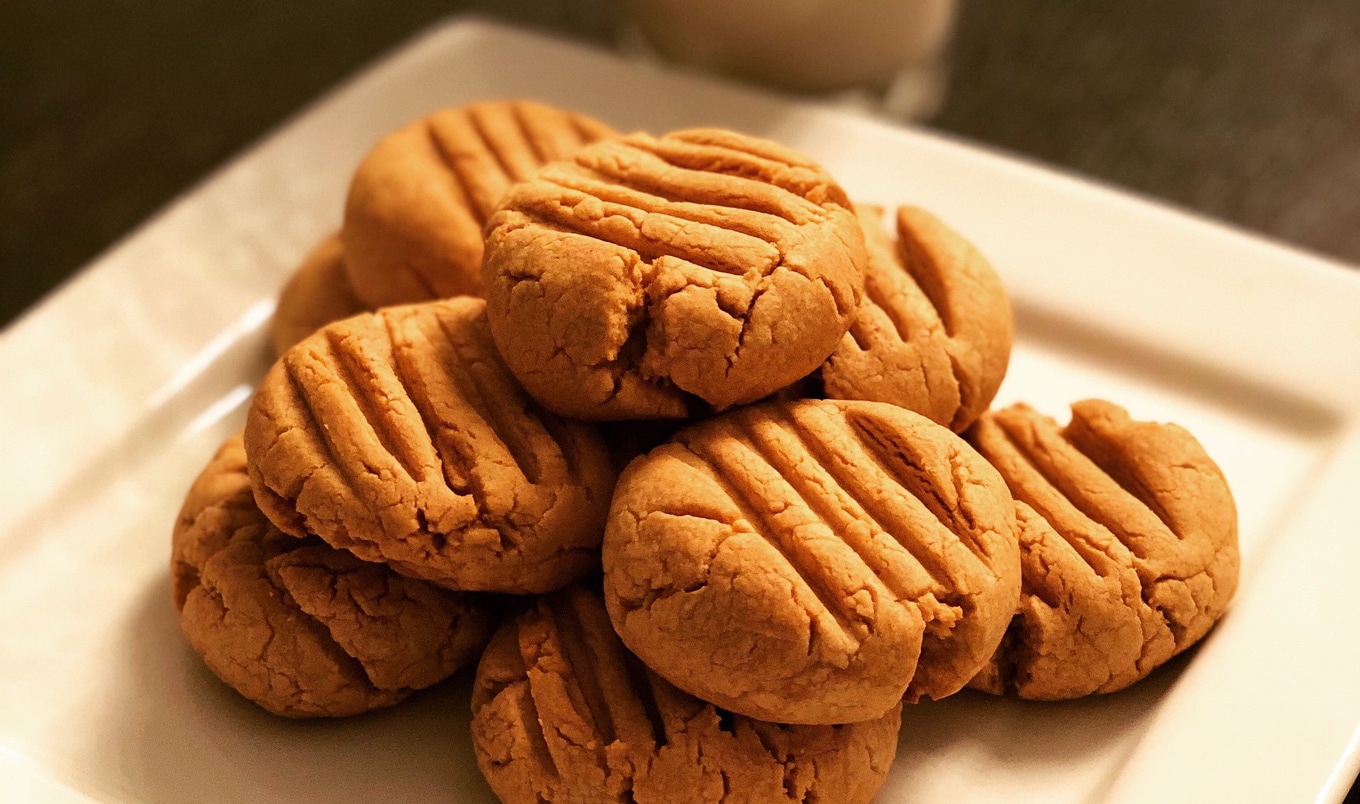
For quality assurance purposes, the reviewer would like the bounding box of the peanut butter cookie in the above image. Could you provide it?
[244,297,616,593]
[343,100,617,308]
[820,205,1011,432]
[268,232,368,357]
[482,128,867,419]
[471,585,901,803]
[966,400,1239,699]
[602,399,1020,724]
[173,433,494,717]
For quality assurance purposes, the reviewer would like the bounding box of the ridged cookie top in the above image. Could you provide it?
[967,400,1239,699]
[821,205,1012,432]
[482,128,867,419]
[244,297,616,593]
[174,434,493,717]
[471,586,900,804]
[603,399,1020,724]
[343,99,617,307]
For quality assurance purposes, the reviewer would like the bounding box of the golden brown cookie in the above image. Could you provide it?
[245,296,616,593]
[471,585,901,804]
[966,400,1239,700]
[268,232,369,357]
[602,399,1020,724]
[343,100,617,308]
[482,128,868,419]
[820,205,1011,432]
[173,433,494,717]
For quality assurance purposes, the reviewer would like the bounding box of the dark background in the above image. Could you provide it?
[1,2,1359,800]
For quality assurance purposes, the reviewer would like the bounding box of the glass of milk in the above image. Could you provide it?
[620,0,959,120]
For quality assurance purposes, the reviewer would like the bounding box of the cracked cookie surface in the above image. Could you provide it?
[471,585,900,803]
[173,433,494,717]
[343,99,617,308]
[966,400,1239,700]
[269,232,369,357]
[244,296,616,593]
[602,399,1020,724]
[820,205,1011,432]
[482,128,867,419]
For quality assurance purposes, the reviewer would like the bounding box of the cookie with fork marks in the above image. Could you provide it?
[245,296,616,593]
[343,99,617,307]
[966,400,1239,699]
[602,398,1020,724]
[471,585,901,803]
[482,128,867,419]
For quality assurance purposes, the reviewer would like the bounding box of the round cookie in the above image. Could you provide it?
[965,400,1239,700]
[343,99,617,308]
[173,433,494,717]
[602,399,1020,724]
[268,232,368,357]
[471,585,901,804]
[482,128,868,419]
[820,204,1011,432]
[244,296,616,593]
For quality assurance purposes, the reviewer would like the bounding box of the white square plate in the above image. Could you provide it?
[3,18,1359,804]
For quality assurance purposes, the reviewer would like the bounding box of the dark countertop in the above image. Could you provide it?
[2,2,1358,798]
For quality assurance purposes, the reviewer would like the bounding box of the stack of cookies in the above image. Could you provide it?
[174,99,1241,803]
